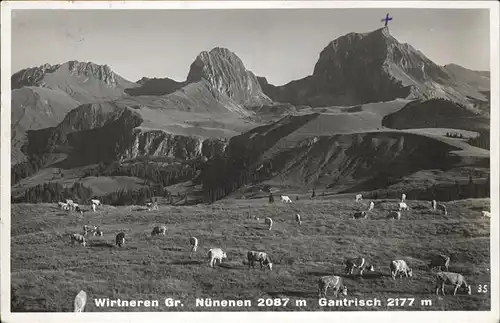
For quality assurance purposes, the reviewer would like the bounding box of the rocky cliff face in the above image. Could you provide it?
[24,101,229,168]
[186,47,272,107]
[12,61,137,91]
[120,130,227,161]
[258,27,489,109]
[11,63,60,89]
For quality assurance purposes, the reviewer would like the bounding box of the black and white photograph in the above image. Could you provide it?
[1,1,499,322]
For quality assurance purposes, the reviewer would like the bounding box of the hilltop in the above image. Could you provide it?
[257,27,489,113]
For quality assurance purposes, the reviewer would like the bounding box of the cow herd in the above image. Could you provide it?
[61,192,487,305]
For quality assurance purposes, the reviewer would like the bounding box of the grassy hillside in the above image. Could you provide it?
[11,197,490,312]
[382,99,489,132]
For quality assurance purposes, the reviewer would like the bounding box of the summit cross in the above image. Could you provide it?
[381,13,393,27]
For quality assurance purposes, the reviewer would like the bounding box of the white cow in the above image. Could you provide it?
[437,204,448,215]
[355,194,363,202]
[66,199,74,205]
[482,211,491,217]
[207,248,227,268]
[295,213,302,225]
[368,201,375,211]
[401,193,406,202]
[91,199,101,207]
[281,195,292,203]
[399,202,409,211]
[74,290,87,312]
[265,217,273,230]
[435,272,471,296]
[318,275,347,298]
[390,260,413,280]
[71,233,87,247]
[91,203,97,212]
[190,237,199,254]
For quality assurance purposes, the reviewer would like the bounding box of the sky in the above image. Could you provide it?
[11,8,490,86]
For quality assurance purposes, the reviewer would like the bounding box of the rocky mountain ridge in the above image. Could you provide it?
[258,27,489,111]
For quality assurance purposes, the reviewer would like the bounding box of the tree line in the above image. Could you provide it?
[15,182,93,204]
[11,154,46,185]
[466,130,490,150]
[14,181,161,206]
[82,158,202,188]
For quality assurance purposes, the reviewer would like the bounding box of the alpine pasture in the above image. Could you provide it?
[11,196,490,312]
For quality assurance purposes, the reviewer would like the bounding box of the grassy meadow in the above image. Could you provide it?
[10,196,491,312]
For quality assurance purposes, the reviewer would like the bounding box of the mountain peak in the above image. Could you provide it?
[11,60,136,91]
[62,60,117,86]
[186,47,271,107]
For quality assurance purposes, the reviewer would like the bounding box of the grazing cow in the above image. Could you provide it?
[71,233,87,247]
[432,200,437,211]
[295,213,302,225]
[388,211,401,220]
[189,237,199,254]
[281,195,292,203]
[368,201,375,211]
[353,211,367,219]
[247,251,273,271]
[91,203,97,212]
[207,248,227,268]
[345,257,374,276]
[115,232,125,247]
[265,217,273,230]
[93,227,103,237]
[82,225,96,236]
[435,272,472,296]
[74,290,87,312]
[482,211,491,217]
[151,225,167,236]
[318,276,347,298]
[68,203,79,212]
[355,194,363,202]
[401,193,406,202]
[390,260,413,280]
[437,203,447,215]
[428,254,450,271]
[146,202,159,211]
[91,199,101,207]
[399,202,409,211]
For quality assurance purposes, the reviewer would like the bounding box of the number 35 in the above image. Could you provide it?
[477,284,488,293]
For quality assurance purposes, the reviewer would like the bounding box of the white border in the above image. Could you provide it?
[1,1,499,323]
